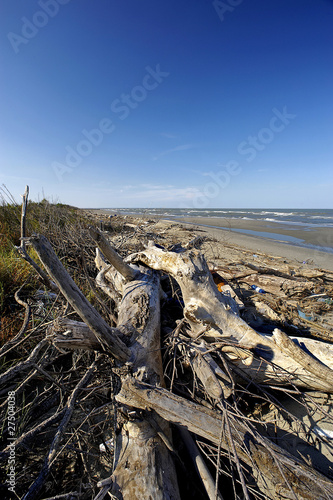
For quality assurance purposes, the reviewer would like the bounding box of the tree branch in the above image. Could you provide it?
[29,234,130,363]
[89,226,138,281]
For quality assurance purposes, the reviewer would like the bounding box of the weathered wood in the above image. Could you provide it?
[241,260,298,280]
[49,319,102,351]
[29,235,130,362]
[187,341,233,399]
[178,426,224,500]
[89,226,138,281]
[135,244,333,392]
[15,186,59,293]
[272,328,333,386]
[22,230,180,499]
[242,274,314,297]
[17,192,333,499]
[111,418,180,500]
[91,235,180,499]
[116,377,333,500]
[109,266,181,499]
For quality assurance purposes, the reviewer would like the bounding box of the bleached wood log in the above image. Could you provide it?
[89,226,138,281]
[186,341,233,399]
[88,230,180,499]
[116,377,333,500]
[48,319,103,351]
[242,274,314,297]
[29,235,130,363]
[109,266,180,499]
[134,244,333,392]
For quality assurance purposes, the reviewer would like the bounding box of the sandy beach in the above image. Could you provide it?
[168,216,333,271]
[85,209,333,272]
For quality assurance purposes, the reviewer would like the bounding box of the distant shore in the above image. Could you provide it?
[83,209,333,271]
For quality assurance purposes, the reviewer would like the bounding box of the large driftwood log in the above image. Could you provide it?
[85,229,181,499]
[116,377,333,500]
[25,230,180,499]
[29,235,131,363]
[135,244,333,392]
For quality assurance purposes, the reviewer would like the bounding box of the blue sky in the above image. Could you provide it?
[1,0,332,208]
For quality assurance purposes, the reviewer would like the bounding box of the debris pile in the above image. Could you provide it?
[1,205,333,500]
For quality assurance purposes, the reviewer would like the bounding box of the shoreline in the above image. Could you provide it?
[83,209,333,272]
[165,219,333,272]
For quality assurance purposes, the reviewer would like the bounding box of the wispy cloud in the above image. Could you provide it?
[95,183,201,203]
[152,143,196,161]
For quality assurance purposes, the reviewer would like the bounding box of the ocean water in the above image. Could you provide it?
[101,208,333,253]
[105,208,333,228]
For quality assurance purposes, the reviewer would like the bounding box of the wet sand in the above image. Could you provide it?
[84,210,333,272]
[166,216,333,271]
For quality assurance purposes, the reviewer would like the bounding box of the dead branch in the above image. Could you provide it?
[3,409,66,454]
[0,338,48,386]
[28,234,130,362]
[48,318,103,351]
[179,426,224,500]
[89,226,138,281]
[23,358,98,500]
[0,287,31,357]
[241,260,298,280]
[116,377,333,500]
[14,186,59,292]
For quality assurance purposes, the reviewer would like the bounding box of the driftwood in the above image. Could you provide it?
[116,377,333,500]
[242,273,314,297]
[29,235,130,363]
[44,238,333,498]
[11,187,333,500]
[135,244,333,392]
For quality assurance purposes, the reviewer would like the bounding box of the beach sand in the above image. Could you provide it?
[82,209,333,340]
[166,216,333,272]
[85,210,333,272]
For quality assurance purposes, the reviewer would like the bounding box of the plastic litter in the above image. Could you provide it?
[210,271,228,292]
[297,306,315,322]
[251,285,266,294]
[317,297,333,305]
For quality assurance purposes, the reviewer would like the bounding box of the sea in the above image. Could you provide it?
[105,208,333,227]
[101,208,333,253]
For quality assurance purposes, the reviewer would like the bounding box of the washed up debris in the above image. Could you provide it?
[297,306,315,322]
[251,285,266,294]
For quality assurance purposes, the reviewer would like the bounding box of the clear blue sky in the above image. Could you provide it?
[1,0,332,208]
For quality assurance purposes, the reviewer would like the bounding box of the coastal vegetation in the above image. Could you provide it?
[0,187,97,344]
